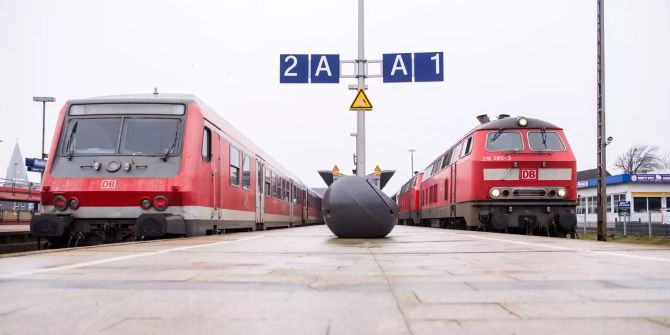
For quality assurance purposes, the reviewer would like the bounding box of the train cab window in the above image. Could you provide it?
[230,146,240,186]
[450,143,462,163]
[461,136,473,157]
[242,154,251,189]
[486,131,523,152]
[528,131,565,151]
[441,149,453,168]
[202,128,211,162]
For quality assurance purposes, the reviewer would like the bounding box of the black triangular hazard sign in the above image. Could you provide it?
[349,89,373,110]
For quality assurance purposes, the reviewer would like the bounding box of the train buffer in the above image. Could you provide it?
[0,225,669,334]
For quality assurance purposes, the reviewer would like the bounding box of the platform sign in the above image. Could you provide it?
[414,52,444,82]
[279,54,309,83]
[618,201,631,216]
[382,53,412,83]
[349,89,373,111]
[25,158,47,173]
[311,54,340,83]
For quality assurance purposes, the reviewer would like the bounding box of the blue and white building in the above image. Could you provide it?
[576,170,670,225]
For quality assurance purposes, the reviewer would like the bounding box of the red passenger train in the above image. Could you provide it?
[31,93,323,247]
[397,115,577,236]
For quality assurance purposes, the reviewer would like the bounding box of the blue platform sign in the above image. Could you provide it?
[383,53,412,83]
[414,52,444,82]
[618,201,630,208]
[279,54,309,83]
[311,54,340,83]
[25,158,47,173]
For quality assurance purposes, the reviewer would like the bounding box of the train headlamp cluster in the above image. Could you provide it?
[517,117,528,127]
[53,196,80,211]
[139,196,169,211]
[488,187,568,199]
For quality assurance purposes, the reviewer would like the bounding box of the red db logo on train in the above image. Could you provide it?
[520,169,537,180]
[101,180,117,189]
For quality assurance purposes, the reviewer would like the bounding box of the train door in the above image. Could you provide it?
[214,133,223,220]
[302,190,308,224]
[255,158,265,224]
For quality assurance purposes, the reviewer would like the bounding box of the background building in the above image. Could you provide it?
[577,170,670,225]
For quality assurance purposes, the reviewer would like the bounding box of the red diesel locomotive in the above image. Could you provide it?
[397,115,577,236]
[31,93,323,247]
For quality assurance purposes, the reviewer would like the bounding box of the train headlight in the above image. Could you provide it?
[68,198,80,210]
[557,188,567,198]
[140,198,152,210]
[153,196,169,211]
[54,195,68,211]
[489,188,501,198]
[517,117,528,127]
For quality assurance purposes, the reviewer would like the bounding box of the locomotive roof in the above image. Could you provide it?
[473,117,561,131]
[67,93,198,105]
[65,93,317,192]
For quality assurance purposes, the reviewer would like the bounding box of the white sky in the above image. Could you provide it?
[0,0,669,194]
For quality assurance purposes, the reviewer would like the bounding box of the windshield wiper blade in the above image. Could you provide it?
[162,123,180,162]
[541,127,547,147]
[491,128,504,142]
[65,121,78,160]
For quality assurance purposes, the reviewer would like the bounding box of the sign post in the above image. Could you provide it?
[279,1,444,176]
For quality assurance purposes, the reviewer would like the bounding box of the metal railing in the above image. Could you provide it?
[0,178,41,195]
[577,212,670,237]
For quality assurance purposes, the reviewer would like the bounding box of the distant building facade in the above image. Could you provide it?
[576,170,670,224]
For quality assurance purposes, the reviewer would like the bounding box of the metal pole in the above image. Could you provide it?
[409,149,415,176]
[355,0,366,176]
[596,0,607,241]
[648,211,652,237]
[41,101,46,181]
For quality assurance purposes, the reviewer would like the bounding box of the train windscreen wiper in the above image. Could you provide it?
[65,121,78,160]
[490,128,504,142]
[162,123,180,162]
[541,127,547,147]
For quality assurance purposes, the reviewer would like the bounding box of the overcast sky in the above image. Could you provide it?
[1,0,669,193]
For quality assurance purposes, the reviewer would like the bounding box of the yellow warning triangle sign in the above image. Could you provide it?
[349,89,373,111]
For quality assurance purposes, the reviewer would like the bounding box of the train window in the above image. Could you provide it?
[242,154,251,189]
[486,131,523,152]
[441,149,453,168]
[433,185,438,203]
[120,118,181,156]
[202,128,211,162]
[265,170,271,197]
[61,118,122,156]
[450,143,461,163]
[527,131,565,151]
[230,146,241,186]
[461,136,473,157]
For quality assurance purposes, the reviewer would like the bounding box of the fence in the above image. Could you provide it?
[0,178,41,195]
[577,213,670,237]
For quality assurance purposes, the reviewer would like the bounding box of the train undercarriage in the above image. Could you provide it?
[400,201,578,237]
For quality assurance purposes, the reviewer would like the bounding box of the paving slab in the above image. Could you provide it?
[1,225,669,334]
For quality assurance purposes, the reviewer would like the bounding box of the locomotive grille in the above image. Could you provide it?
[512,188,547,198]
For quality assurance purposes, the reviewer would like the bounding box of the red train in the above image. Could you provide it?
[397,115,577,236]
[31,93,323,247]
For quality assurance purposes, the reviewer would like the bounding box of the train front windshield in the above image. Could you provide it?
[62,104,184,157]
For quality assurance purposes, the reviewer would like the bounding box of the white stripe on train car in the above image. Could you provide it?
[538,168,572,180]
[42,205,257,221]
[483,168,519,181]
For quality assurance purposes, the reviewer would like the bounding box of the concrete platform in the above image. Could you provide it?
[1,225,669,335]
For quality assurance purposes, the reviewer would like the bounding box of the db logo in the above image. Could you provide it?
[101,180,117,189]
[520,169,537,180]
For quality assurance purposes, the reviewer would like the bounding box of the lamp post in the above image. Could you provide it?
[596,0,607,241]
[32,96,55,181]
[408,149,416,176]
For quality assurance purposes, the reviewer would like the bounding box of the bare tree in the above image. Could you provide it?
[663,151,670,170]
[614,145,663,174]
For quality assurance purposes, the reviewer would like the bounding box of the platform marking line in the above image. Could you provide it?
[444,232,670,264]
[0,235,262,280]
